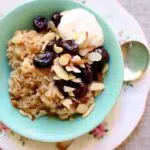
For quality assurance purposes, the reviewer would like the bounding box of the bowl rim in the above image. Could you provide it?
[0,0,124,142]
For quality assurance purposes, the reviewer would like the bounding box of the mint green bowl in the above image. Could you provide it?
[0,0,123,142]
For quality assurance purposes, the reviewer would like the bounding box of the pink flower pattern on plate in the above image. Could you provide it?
[0,122,10,132]
[90,124,108,139]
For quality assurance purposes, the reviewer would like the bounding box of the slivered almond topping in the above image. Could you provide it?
[53,64,68,80]
[79,46,95,56]
[88,51,102,62]
[68,74,76,80]
[87,60,93,65]
[53,57,59,64]
[65,66,72,72]
[79,64,85,68]
[65,65,81,73]
[79,49,89,56]
[59,54,71,66]
[53,76,61,80]
[42,32,55,42]
[42,41,49,51]
[53,44,63,53]
[72,78,82,83]
[61,99,73,109]
[72,66,81,73]
[64,86,75,93]
[68,92,75,97]
[89,82,105,91]
[73,59,87,65]
[72,55,81,63]
[76,104,88,114]
[82,103,95,117]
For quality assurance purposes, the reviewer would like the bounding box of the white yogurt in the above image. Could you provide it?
[58,8,104,47]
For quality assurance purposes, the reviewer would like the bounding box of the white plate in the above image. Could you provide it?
[0,0,149,150]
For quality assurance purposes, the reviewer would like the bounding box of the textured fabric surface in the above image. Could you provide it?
[117,0,150,150]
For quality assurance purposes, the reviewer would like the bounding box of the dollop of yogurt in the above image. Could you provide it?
[58,8,104,47]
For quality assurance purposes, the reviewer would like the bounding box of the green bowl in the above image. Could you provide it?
[0,0,123,142]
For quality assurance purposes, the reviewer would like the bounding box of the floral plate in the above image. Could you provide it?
[0,0,149,150]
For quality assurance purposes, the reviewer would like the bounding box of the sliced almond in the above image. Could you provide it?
[19,110,33,120]
[65,66,81,73]
[42,32,55,42]
[72,98,81,104]
[68,74,76,80]
[37,110,48,117]
[53,64,69,80]
[72,55,81,63]
[56,34,60,40]
[89,82,105,91]
[88,52,102,62]
[53,57,59,64]
[65,66,72,72]
[53,44,63,54]
[72,78,82,83]
[80,46,95,52]
[42,41,49,51]
[82,103,95,117]
[76,104,88,114]
[79,49,89,56]
[61,99,73,110]
[53,75,61,80]
[55,87,64,99]
[80,64,85,68]
[102,63,109,74]
[59,54,71,66]
[73,59,87,65]
[64,86,75,93]
[87,60,93,65]
[68,92,75,97]
[72,66,81,73]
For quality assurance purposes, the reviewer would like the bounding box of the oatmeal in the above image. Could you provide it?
[7,8,109,120]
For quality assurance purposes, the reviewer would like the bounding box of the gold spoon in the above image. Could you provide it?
[121,41,150,81]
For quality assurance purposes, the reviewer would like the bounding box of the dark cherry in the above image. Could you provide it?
[56,38,64,47]
[45,40,56,52]
[51,12,62,27]
[62,40,79,55]
[70,66,84,78]
[55,80,68,97]
[82,67,93,84]
[91,46,109,80]
[63,80,79,88]
[95,46,110,63]
[73,84,88,99]
[55,80,79,97]
[33,16,47,32]
[33,51,55,68]
[92,61,105,80]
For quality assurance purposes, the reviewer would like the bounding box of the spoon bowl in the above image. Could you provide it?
[121,41,150,81]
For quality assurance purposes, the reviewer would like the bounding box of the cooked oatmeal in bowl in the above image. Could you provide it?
[7,8,109,120]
